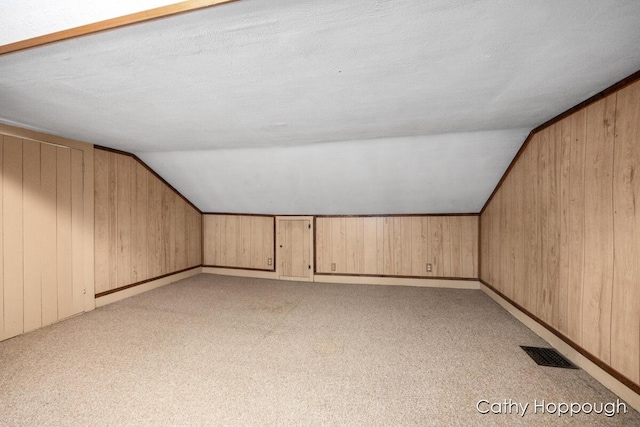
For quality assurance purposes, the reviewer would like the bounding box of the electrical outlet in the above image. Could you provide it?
[331,263,336,271]
[426,263,432,272]
[267,258,272,266]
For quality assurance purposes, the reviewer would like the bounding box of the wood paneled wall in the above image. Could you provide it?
[94,149,202,295]
[480,79,640,388]
[0,130,94,341]
[203,214,275,271]
[316,216,478,278]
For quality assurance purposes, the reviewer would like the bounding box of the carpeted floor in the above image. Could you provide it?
[1,274,638,426]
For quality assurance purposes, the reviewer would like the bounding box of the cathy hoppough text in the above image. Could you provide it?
[476,399,628,418]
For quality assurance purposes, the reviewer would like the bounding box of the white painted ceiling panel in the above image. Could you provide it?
[1,0,639,213]
[140,130,529,214]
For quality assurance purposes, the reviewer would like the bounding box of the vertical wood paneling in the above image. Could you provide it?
[71,149,84,315]
[40,143,58,326]
[0,130,92,342]
[344,218,359,274]
[582,95,615,364]
[400,217,412,275]
[116,155,132,288]
[202,215,215,265]
[430,217,445,277]
[332,217,346,273]
[612,80,640,384]
[467,216,479,278]
[175,198,187,271]
[202,214,274,270]
[3,138,24,338]
[132,163,149,282]
[315,215,477,278]
[146,173,162,278]
[441,217,452,277]
[537,127,551,322]
[56,147,73,320]
[567,109,587,344]
[410,217,424,276]
[548,123,561,329]
[316,218,328,272]
[250,216,264,269]
[262,217,273,269]
[23,140,42,332]
[107,152,118,290]
[238,216,251,268]
[449,216,462,278]
[94,149,109,294]
[557,118,572,335]
[0,138,3,339]
[481,82,640,388]
[94,150,202,294]
[363,217,379,274]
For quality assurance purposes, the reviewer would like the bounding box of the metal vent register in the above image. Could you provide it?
[520,346,578,369]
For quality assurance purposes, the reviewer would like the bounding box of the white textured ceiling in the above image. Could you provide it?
[1,0,640,214]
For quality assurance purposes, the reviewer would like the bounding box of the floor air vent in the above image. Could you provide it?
[520,346,578,369]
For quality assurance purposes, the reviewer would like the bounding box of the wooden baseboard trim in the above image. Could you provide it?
[314,272,477,281]
[95,266,202,306]
[314,274,480,289]
[202,266,278,280]
[480,280,640,411]
[202,264,275,272]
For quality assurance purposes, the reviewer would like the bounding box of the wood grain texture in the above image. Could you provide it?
[71,149,85,315]
[94,148,202,294]
[277,218,312,280]
[22,140,42,332]
[202,214,274,270]
[116,155,132,288]
[0,128,93,342]
[3,138,24,339]
[94,149,110,294]
[0,138,3,339]
[316,215,478,278]
[132,162,149,282]
[582,94,615,364]
[612,80,640,384]
[480,82,640,387]
[567,109,587,344]
[56,147,73,320]
[40,143,58,326]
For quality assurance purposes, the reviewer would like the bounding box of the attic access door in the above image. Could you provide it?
[276,216,313,281]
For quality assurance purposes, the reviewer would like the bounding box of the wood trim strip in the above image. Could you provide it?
[481,68,640,214]
[95,265,201,298]
[203,213,479,217]
[95,145,201,214]
[313,216,317,274]
[202,264,275,272]
[0,0,238,56]
[314,273,477,281]
[479,279,640,395]
[315,213,480,218]
[202,212,274,217]
[273,216,277,273]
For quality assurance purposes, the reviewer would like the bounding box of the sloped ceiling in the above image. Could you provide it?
[1,0,640,214]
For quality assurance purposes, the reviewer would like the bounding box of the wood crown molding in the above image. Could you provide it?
[0,0,238,56]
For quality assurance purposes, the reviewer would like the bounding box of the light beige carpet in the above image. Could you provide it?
[1,274,638,426]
